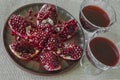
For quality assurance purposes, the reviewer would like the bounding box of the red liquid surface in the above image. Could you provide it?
[90,37,119,66]
[83,5,110,27]
[80,5,110,32]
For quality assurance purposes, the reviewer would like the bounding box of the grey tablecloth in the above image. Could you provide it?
[1,0,120,80]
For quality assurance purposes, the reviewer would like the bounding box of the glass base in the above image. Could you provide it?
[80,55,104,75]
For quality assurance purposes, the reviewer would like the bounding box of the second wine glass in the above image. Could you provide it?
[82,31,120,75]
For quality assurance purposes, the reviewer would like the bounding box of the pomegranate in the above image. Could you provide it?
[29,30,50,52]
[9,40,39,60]
[8,15,34,39]
[37,4,58,25]
[37,23,53,33]
[54,19,78,41]
[60,43,83,60]
[45,34,60,52]
[40,51,61,71]
[43,34,64,56]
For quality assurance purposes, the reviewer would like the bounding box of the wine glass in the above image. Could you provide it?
[79,0,116,40]
[81,31,120,75]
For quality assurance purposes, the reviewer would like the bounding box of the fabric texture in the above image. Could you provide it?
[0,0,120,80]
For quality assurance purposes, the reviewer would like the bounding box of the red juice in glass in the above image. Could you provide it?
[89,37,119,66]
[80,5,110,32]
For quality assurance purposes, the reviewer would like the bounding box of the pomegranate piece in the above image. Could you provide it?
[8,15,34,39]
[60,43,83,60]
[45,34,60,52]
[9,40,39,60]
[40,51,61,71]
[29,30,50,51]
[37,4,58,25]
[44,34,64,56]
[54,19,78,41]
[37,23,53,33]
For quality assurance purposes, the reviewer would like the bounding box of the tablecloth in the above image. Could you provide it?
[1,0,120,80]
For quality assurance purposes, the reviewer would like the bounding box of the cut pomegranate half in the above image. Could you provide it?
[37,4,58,25]
[54,19,79,41]
[9,40,39,60]
[60,43,83,60]
[8,15,34,39]
[40,51,61,71]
